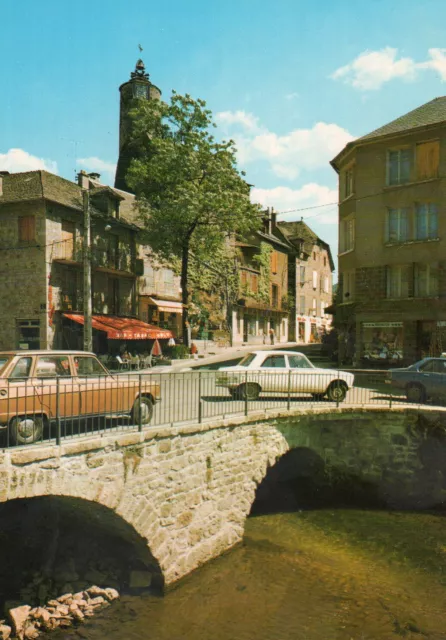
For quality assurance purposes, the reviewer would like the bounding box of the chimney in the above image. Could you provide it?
[267,207,272,235]
[271,206,277,230]
[76,170,91,189]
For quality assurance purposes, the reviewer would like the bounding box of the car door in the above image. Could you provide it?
[74,355,126,417]
[33,355,80,419]
[427,359,446,400]
[287,354,323,393]
[259,355,287,392]
[417,360,437,397]
[2,356,39,421]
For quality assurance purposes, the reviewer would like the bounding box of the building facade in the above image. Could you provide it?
[331,97,446,364]
[278,220,334,343]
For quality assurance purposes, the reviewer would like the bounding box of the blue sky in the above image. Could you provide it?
[2,0,446,272]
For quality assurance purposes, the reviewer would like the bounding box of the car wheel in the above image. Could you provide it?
[326,381,347,403]
[9,415,45,445]
[406,384,426,404]
[238,383,261,401]
[228,388,238,400]
[311,393,325,401]
[132,396,154,425]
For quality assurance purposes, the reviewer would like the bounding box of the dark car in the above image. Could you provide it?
[387,357,446,404]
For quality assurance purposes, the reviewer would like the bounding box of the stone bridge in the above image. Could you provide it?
[1,406,445,588]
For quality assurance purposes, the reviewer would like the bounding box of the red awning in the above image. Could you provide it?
[63,313,173,340]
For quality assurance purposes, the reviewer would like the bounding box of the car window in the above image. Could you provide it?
[0,356,12,376]
[74,356,108,376]
[420,360,435,372]
[433,359,446,373]
[35,356,71,378]
[288,355,312,369]
[261,355,286,368]
[238,353,257,367]
[9,357,33,379]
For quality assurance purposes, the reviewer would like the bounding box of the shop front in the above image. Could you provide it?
[233,307,288,345]
[360,321,404,365]
[140,297,183,338]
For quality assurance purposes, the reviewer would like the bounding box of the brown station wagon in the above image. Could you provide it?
[0,351,161,445]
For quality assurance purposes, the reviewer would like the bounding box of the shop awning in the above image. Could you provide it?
[63,313,173,340]
[147,298,183,314]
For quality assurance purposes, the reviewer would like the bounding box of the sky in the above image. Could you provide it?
[2,0,446,275]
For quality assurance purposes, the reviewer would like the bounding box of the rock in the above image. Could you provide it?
[87,596,105,608]
[85,586,107,598]
[30,608,50,624]
[8,605,31,640]
[23,623,39,640]
[71,609,85,622]
[129,570,152,589]
[0,624,11,640]
[46,600,59,608]
[56,604,70,616]
[104,588,119,602]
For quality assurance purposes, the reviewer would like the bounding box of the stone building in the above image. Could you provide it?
[331,97,446,364]
[278,220,334,343]
[0,169,182,351]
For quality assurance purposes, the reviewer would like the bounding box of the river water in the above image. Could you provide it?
[55,509,446,640]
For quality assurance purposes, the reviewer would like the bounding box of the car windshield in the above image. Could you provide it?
[0,356,11,376]
[237,353,257,367]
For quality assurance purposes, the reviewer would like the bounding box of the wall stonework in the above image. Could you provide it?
[0,407,443,587]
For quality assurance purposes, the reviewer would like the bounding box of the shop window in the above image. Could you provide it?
[414,263,439,297]
[416,140,439,181]
[18,215,36,243]
[386,265,410,298]
[415,203,438,240]
[340,217,355,253]
[387,148,411,185]
[362,323,403,363]
[386,209,409,243]
[16,319,40,350]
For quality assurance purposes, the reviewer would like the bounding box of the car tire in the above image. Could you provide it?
[406,384,426,404]
[132,396,154,425]
[237,382,261,401]
[326,381,347,403]
[311,393,325,401]
[228,389,238,400]
[9,414,45,446]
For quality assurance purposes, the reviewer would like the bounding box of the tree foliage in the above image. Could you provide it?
[127,92,262,344]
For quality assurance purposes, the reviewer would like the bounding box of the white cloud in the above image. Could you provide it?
[216,112,354,180]
[0,148,58,173]
[285,92,299,101]
[77,157,116,182]
[251,183,338,224]
[332,47,446,91]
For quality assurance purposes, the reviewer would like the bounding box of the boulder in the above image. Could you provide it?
[0,624,11,640]
[23,623,39,640]
[8,605,31,640]
[104,588,120,602]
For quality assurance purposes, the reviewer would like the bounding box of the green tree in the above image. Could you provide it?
[127,92,261,345]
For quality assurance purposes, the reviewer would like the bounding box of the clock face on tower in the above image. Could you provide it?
[134,83,148,99]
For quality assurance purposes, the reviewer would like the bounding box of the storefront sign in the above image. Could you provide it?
[362,322,403,328]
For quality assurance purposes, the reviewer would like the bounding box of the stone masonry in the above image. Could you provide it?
[0,406,444,587]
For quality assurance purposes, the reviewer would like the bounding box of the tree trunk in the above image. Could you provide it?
[181,242,191,348]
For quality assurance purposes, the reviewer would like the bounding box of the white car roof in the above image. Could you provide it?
[249,351,307,357]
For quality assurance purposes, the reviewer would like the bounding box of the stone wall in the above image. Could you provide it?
[0,407,444,588]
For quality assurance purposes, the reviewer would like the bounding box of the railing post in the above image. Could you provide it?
[56,376,61,445]
[389,388,393,409]
[138,374,142,432]
[287,369,291,411]
[244,370,248,417]
[198,371,202,423]
[336,370,340,408]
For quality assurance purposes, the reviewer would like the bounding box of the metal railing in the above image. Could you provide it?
[0,369,439,449]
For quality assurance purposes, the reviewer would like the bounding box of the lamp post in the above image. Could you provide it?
[83,190,93,352]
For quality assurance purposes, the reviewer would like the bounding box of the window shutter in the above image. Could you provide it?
[271,251,278,274]
[416,141,439,180]
[19,215,36,242]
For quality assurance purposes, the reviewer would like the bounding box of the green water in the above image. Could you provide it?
[56,510,446,640]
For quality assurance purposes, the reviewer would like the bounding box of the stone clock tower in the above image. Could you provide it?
[114,59,161,192]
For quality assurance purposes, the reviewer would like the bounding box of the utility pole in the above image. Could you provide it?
[83,190,93,352]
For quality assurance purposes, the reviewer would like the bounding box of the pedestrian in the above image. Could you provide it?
[269,327,275,345]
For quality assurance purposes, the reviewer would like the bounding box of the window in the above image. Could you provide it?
[16,319,40,350]
[323,276,329,293]
[144,265,155,289]
[271,284,279,308]
[312,298,316,315]
[18,216,36,243]
[416,141,439,181]
[106,235,119,269]
[415,204,438,240]
[251,273,258,294]
[344,167,354,198]
[74,356,107,376]
[340,217,355,253]
[289,355,312,369]
[313,251,316,261]
[9,357,32,379]
[271,251,278,274]
[388,149,411,185]
[261,355,286,368]
[342,270,355,302]
[35,356,71,378]
[241,270,248,287]
[299,295,306,314]
[414,263,439,297]
[312,271,318,290]
[386,265,410,298]
[323,256,327,267]
[299,266,306,285]
[238,353,257,367]
[387,209,409,243]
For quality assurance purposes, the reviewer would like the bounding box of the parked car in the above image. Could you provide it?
[0,351,161,445]
[387,357,446,404]
[216,351,354,402]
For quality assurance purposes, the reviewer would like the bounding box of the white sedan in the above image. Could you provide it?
[216,350,354,402]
